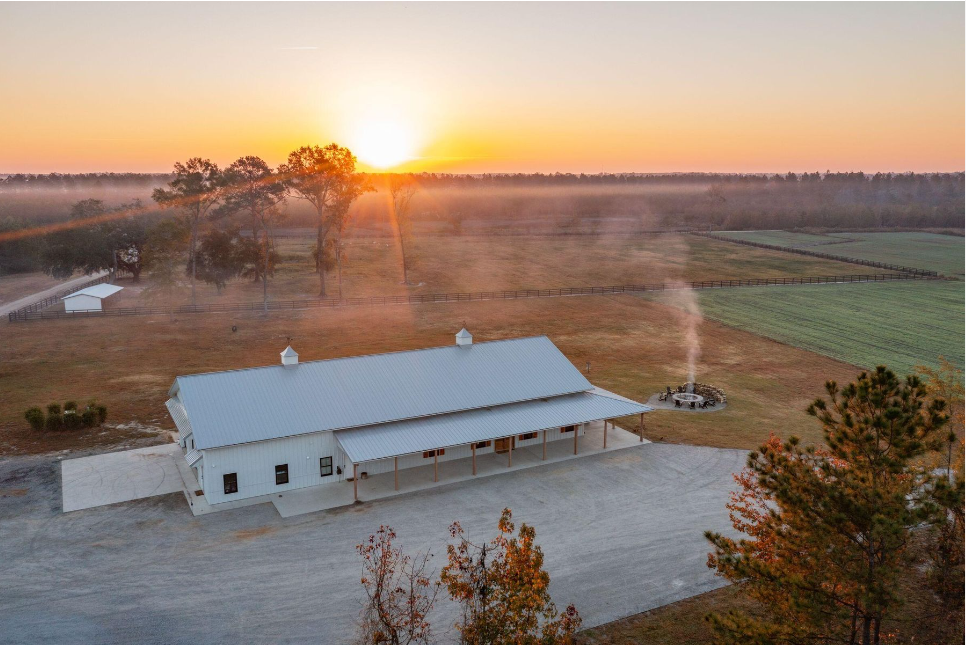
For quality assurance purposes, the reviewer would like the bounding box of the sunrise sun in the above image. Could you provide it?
[350,118,417,169]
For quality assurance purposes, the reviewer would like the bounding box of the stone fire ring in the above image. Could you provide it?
[671,392,704,405]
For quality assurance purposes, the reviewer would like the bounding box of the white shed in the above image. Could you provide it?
[62,284,124,312]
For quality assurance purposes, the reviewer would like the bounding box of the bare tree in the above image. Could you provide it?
[389,175,418,285]
[357,525,440,645]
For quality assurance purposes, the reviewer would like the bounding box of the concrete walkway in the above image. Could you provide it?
[0,270,108,318]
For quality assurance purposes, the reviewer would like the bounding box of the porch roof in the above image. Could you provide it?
[335,387,651,463]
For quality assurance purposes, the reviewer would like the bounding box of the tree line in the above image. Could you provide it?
[0,145,422,309]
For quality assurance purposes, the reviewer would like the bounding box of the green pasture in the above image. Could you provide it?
[718,231,964,277]
[694,280,964,376]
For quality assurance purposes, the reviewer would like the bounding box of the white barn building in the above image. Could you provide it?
[166,330,652,506]
[62,283,124,312]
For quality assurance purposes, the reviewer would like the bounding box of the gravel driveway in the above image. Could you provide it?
[0,442,745,644]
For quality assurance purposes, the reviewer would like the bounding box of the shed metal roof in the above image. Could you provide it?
[171,336,594,450]
[62,284,124,299]
[335,387,652,463]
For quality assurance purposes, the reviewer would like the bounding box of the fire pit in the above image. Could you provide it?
[651,381,727,411]
[671,392,704,405]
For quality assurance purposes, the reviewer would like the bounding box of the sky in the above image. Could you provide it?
[0,2,963,174]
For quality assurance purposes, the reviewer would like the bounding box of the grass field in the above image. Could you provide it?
[88,233,865,309]
[718,230,965,277]
[693,280,964,375]
[0,294,861,456]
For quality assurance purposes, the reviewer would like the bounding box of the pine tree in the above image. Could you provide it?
[706,366,949,645]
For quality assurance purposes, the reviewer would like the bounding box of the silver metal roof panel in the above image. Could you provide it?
[335,387,652,463]
[171,336,594,450]
[62,284,124,299]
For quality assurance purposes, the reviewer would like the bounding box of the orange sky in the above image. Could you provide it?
[0,2,962,173]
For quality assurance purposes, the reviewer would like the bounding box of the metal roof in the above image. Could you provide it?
[170,336,594,450]
[165,398,194,439]
[335,387,652,463]
[62,284,124,299]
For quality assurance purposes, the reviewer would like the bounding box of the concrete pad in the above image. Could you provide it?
[61,443,184,512]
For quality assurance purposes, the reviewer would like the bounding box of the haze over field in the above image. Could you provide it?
[0,2,963,173]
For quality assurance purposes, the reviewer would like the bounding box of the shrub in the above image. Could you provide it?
[64,401,78,413]
[96,405,108,425]
[47,403,61,416]
[45,412,64,431]
[24,407,45,431]
[63,410,82,430]
[81,408,97,428]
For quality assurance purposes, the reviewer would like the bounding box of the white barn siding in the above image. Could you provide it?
[202,432,345,505]
[64,294,103,312]
[199,423,587,505]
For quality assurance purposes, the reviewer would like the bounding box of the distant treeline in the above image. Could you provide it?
[2,171,963,270]
[2,170,963,187]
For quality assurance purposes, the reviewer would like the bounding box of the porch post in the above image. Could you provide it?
[603,419,608,449]
[574,425,578,455]
[508,438,513,468]
[394,457,398,491]
[542,430,547,460]
[434,450,439,482]
[472,443,477,475]
[639,412,644,442]
[353,463,358,502]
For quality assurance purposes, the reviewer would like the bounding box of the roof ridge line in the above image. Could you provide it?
[175,335,551,381]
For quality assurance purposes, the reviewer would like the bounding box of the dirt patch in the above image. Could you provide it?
[233,525,277,541]
[0,488,28,497]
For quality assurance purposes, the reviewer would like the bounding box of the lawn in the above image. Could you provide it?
[718,231,965,277]
[0,293,861,456]
[693,280,964,376]
[92,233,864,309]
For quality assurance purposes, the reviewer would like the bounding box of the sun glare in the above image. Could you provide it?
[351,119,417,169]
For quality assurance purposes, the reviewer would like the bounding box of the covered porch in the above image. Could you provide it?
[273,419,648,517]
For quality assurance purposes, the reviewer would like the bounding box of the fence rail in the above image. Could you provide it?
[8,272,117,317]
[8,272,933,322]
[692,232,939,276]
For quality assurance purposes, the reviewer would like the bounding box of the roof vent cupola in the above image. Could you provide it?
[456,328,473,347]
[281,346,299,367]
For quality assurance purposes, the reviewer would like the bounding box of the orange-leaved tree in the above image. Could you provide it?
[441,508,581,645]
[356,525,440,645]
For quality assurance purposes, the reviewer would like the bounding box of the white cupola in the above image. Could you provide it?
[280,346,299,366]
[456,328,473,347]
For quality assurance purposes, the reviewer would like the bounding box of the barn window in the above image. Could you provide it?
[275,464,289,485]
[422,449,445,458]
[560,425,576,434]
[320,456,333,477]
[518,432,537,441]
[223,473,238,495]
[475,441,492,449]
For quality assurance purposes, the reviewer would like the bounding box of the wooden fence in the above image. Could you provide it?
[8,272,117,318]
[692,232,939,276]
[8,272,932,322]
